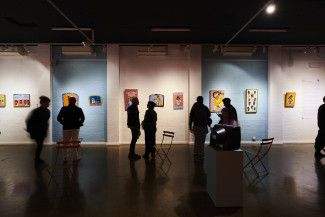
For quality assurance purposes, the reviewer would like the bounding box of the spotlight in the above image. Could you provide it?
[266,3,276,14]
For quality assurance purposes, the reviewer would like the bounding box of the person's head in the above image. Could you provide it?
[223,98,231,107]
[147,101,156,109]
[196,96,203,104]
[131,97,139,106]
[39,96,50,108]
[68,97,77,105]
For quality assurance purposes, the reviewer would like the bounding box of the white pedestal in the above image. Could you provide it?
[205,146,243,207]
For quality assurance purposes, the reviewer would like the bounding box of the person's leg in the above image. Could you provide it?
[71,129,80,160]
[193,126,199,156]
[129,128,138,156]
[315,130,325,157]
[63,130,72,161]
[144,130,150,158]
[150,130,156,158]
[35,137,44,164]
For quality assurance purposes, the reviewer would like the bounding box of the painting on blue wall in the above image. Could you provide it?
[149,94,164,107]
[89,95,102,106]
[209,90,224,113]
[246,89,258,113]
[62,93,79,106]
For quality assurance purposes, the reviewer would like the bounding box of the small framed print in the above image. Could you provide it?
[285,92,296,108]
[246,89,258,113]
[0,94,5,108]
[89,95,102,106]
[13,94,30,107]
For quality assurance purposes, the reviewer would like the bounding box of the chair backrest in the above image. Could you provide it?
[257,138,274,157]
[163,131,175,138]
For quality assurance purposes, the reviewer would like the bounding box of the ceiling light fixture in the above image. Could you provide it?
[266,3,276,14]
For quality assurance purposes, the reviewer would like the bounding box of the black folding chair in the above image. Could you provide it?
[156,131,175,164]
[243,138,274,181]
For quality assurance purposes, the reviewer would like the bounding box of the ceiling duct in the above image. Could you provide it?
[221,46,257,56]
[0,46,29,56]
[61,46,95,56]
[137,45,168,56]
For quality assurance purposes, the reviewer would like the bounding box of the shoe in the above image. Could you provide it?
[63,158,68,164]
[34,159,45,165]
[151,152,156,159]
[314,151,325,158]
[142,154,149,159]
[128,154,141,160]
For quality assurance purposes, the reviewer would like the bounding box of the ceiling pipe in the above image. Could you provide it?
[225,0,274,46]
[46,0,94,44]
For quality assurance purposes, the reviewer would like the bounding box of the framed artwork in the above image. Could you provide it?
[285,92,296,108]
[246,89,258,113]
[62,93,79,106]
[173,92,183,110]
[89,95,102,106]
[149,94,164,107]
[209,90,224,113]
[0,94,5,107]
[124,89,138,110]
[13,94,30,107]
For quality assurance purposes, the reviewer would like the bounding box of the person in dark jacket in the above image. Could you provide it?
[127,97,141,160]
[315,96,325,158]
[57,97,85,162]
[142,101,157,159]
[189,96,211,159]
[222,98,238,122]
[26,96,51,165]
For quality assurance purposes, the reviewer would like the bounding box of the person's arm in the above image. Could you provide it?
[189,107,194,130]
[79,108,85,125]
[57,108,64,125]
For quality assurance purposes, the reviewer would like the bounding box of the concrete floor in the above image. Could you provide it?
[0,144,324,217]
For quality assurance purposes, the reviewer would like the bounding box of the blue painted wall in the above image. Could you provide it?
[52,46,107,142]
[202,47,268,141]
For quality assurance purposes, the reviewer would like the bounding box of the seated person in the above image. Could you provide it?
[219,108,239,127]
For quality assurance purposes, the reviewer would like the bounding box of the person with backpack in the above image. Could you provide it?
[26,96,51,166]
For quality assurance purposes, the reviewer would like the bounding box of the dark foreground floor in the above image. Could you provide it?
[0,144,324,217]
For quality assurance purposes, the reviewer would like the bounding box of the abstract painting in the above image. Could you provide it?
[0,94,5,107]
[173,92,183,110]
[209,90,224,113]
[149,94,164,107]
[246,89,258,113]
[124,89,138,110]
[62,93,79,106]
[13,94,30,107]
[89,95,102,106]
[285,92,296,108]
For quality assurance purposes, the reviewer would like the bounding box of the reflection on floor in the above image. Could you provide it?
[0,144,324,217]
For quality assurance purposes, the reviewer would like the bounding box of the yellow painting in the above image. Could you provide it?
[62,93,79,106]
[285,92,296,108]
[0,94,5,107]
[209,90,224,113]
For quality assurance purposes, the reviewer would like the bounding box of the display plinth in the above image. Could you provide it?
[205,145,243,207]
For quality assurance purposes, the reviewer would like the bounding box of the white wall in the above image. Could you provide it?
[118,45,201,144]
[269,46,325,143]
[0,45,51,144]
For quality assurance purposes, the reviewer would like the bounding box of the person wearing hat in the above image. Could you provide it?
[142,101,157,159]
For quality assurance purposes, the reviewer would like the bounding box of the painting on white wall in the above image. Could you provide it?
[285,92,296,108]
[13,94,30,107]
[62,93,79,106]
[209,90,224,113]
[149,94,164,107]
[0,94,5,108]
[173,92,183,110]
[246,89,258,113]
[124,89,138,110]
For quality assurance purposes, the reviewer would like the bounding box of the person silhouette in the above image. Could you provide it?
[142,101,157,159]
[26,96,51,166]
[315,96,325,158]
[127,97,141,160]
[57,97,85,162]
[189,96,211,160]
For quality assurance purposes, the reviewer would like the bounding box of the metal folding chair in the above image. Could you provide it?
[156,131,175,164]
[243,138,274,181]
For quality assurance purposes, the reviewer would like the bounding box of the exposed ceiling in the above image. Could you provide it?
[1,0,325,44]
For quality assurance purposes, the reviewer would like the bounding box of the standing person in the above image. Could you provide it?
[26,96,51,165]
[127,97,141,160]
[142,101,157,159]
[189,96,211,159]
[315,96,325,158]
[57,97,85,162]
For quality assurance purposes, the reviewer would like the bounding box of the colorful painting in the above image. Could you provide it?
[246,89,258,113]
[149,94,164,107]
[13,94,30,107]
[0,94,5,108]
[124,89,138,110]
[62,93,79,106]
[173,92,183,110]
[89,95,102,106]
[285,92,296,108]
[209,90,224,113]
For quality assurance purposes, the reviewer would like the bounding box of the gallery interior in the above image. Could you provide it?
[1,0,325,217]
